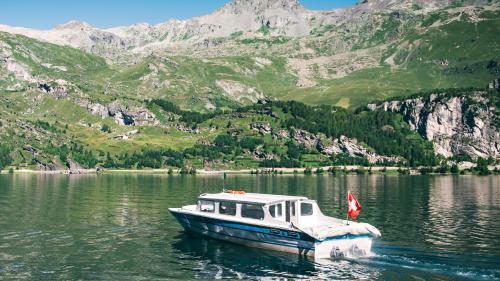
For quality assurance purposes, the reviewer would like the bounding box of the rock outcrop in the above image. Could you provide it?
[114,130,139,140]
[38,82,69,99]
[367,91,499,159]
[216,80,266,103]
[75,99,159,126]
[1,42,37,83]
[317,136,400,164]
[250,122,272,134]
[291,130,400,164]
[291,129,319,149]
[489,79,500,90]
[67,159,83,174]
[34,158,57,171]
[250,123,401,163]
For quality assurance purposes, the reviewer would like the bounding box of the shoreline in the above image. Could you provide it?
[99,166,402,175]
[1,165,498,175]
[0,166,402,175]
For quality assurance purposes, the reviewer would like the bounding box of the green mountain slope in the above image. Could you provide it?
[0,1,499,171]
[2,4,499,110]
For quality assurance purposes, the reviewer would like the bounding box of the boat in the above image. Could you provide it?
[169,191,381,259]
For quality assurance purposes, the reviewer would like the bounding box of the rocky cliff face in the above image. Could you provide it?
[75,99,159,126]
[367,91,500,159]
[316,136,400,164]
[202,0,312,37]
[250,122,399,163]
[104,0,315,48]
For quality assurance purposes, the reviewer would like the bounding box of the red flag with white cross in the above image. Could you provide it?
[347,191,362,220]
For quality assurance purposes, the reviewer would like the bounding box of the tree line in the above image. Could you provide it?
[11,90,497,170]
[239,101,438,166]
[148,99,225,124]
[0,145,12,170]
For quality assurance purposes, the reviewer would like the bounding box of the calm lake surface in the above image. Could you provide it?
[0,174,499,280]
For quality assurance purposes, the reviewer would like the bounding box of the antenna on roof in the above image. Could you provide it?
[222,172,227,192]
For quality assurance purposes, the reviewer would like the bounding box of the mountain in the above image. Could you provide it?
[1,0,498,104]
[0,0,494,58]
[0,0,312,54]
[0,0,499,171]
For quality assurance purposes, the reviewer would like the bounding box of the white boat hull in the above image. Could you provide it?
[170,208,374,259]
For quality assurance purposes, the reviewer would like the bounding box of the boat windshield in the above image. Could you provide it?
[198,200,215,213]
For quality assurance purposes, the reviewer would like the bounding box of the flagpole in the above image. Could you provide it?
[346,191,349,225]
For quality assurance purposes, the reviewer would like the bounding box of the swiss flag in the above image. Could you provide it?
[347,191,362,220]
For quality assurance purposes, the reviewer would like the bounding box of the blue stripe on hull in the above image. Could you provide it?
[323,234,372,241]
[179,220,314,252]
[172,212,315,254]
[176,212,315,242]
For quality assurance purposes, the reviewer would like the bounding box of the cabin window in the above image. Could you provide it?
[301,202,314,216]
[269,204,282,218]
[199,200,215,213]
[241,204,264,220]
[291,202,296,216]
[219,201,236,216]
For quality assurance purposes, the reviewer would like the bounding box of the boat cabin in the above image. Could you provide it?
[196,191,324,227]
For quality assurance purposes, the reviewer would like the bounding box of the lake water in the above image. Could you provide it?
[0,174,499,280]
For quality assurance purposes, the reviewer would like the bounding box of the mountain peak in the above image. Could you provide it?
[54,20,92,30]
[220,0,304,14]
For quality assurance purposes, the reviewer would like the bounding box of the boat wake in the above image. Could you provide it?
[334,245,500,281]
[173,233,500,280]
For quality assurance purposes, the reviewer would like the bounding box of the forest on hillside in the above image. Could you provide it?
[2,88,498,174]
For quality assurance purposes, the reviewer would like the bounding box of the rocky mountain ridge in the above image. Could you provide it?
[0,0,496,60]
[0,0,316,58]
[367,90,499,159]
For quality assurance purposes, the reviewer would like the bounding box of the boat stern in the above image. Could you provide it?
[306,222,381,259]
[314,235,374,259]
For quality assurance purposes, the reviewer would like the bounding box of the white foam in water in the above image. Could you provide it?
[349,250,500,281]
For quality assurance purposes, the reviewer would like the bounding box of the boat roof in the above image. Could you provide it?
[199,192,308,205]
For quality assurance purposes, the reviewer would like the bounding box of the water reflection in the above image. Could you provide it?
[0,174,499,280]
[172,233,383,280]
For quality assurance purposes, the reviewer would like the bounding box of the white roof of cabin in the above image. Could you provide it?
[199,192,308,205]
